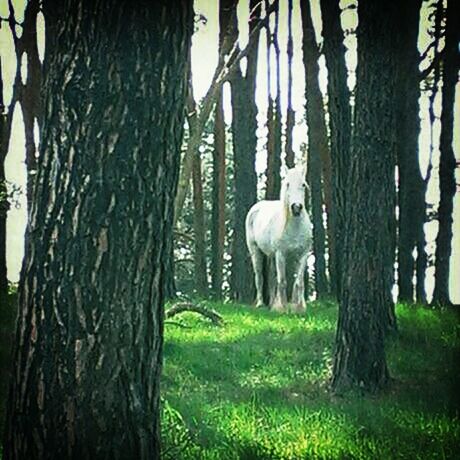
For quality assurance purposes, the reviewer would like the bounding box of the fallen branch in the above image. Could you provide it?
[165,302,223,326]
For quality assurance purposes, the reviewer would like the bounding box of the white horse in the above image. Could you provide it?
[245,166,313,312]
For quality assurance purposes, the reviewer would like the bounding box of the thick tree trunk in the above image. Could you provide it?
[319,0,351,301]
[332,0,398,393]
[229,0,260,303]
[3,1,192,459]
[432,2,459,306]
[300,0,328,298]
[192,154,208,296]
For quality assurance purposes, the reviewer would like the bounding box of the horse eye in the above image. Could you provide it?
[302,183,306,188]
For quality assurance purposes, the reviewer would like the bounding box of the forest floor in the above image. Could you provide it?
[162,300,460,460]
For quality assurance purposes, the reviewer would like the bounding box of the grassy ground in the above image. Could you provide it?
[0,297,458,458]
[161,300,460,459]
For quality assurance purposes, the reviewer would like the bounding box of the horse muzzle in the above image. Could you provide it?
[291,203,303,216]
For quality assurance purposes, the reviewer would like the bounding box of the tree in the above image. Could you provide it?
[332,0,399,393]
[192,144,208,296]
[300,0,328,297]
[284,0,295,169]
[319,0,351,301]
[229,0,261,302]
[396,1,425,304]
[211,0,231,299]
[0,59,9,299]
[432,1,459,306]
[265,0,282,201]
[3,1,192,458]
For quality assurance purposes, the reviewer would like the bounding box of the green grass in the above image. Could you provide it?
[161,301,460,459]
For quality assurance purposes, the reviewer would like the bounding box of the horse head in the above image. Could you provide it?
[280,165,307,218]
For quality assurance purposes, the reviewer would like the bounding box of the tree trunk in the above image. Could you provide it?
[211,93,226,299]
[396,1,424,304]
[210,0,231,299]
[432,2,459,306]
[4,1,192,459]
[300,0,328,298]
[0,60,8,298]
[20,0,42,209]
[192,154,208,296]
[332,0,398,393]
[285,0,295,169]
[319,0,351,301]
[265,0,282,200]
[229,0,260,303]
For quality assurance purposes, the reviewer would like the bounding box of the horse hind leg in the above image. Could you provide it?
[249,245,264,308]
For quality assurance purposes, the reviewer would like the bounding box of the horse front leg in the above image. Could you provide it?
[291,252,309,313]
[249,245,264,308]
[272,251,287,312]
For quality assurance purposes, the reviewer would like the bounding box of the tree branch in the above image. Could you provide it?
[173,0,278,226]
[165,302,223,325]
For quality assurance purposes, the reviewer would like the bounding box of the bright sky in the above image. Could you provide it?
[1,0,459,302]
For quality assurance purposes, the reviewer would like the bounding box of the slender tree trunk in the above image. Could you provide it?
[266,0,282,200]
[319,0,351,301]
[211,94,226,299]
[20,0,42,209]
[285,0,295,169]
[192,154,208,296]
[4,2,192,458]
[432,2,459,306]
[396,0,424,304]
[0,61,8,298]
[265,17,279,201]
[210,0,231,299]
[332,0,398,393]
[300,0,328,297]
[229,0,261,302]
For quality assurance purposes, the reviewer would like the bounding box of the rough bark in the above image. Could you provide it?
[4,1,192,459]
[332,0,398,393]
[300,0,329,297]
[432,2,459,306]
[319,0,351,300]
[229,0,261,302]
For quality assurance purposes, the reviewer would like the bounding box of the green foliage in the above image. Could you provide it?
[161,302,460,459]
